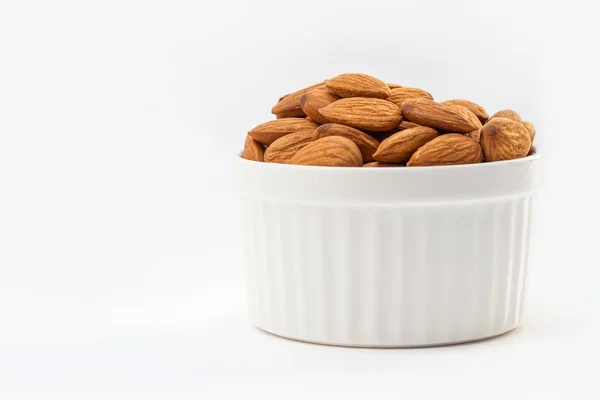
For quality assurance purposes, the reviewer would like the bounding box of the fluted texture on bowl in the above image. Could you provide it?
[236,155,541,347]
[241,194,535,347]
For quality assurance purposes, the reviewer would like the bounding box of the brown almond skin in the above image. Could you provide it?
[300,90,339,124]
[373,127,439,163]
[523,121,536,143]
[241,135,265,162]
[388,87,433,108]
[386,83,404,89]
[363,162,404,167]
[264,131,313,164]
[407,134,483,166]
[490,109,523,124]
[290,136,362,167]
[319,98,403,132]
[272,82,325,116]
[397,120,421,131]
[402,99,481,134]
[480,117,531,162]
[275,109,307,118]
[444,104,483,141]
[326,73,391,99]
[248,118,319,145]
[313,123,380,162]
[467,129,482,142]
[441,99,489,124]
[454,105,482,128]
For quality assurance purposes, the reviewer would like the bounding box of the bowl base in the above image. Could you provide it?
[254,325,519,349]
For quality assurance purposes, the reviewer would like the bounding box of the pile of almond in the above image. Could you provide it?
[242,73,536,167]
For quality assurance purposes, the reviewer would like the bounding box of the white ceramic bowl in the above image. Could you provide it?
[235,154,541,347]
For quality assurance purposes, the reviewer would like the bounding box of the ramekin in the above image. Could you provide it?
[235,154,541,347]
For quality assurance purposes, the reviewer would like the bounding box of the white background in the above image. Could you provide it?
[0,0,599,398]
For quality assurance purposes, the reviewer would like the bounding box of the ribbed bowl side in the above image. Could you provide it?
[240,193,535,347]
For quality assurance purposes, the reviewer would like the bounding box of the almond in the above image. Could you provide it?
[523,121,536,143]
[241,135,265,162]
[264,131,313,164]
[290,136,362,167]
[326,73,391,99]
[397,120,421,131]
[480,117,531,162]
[466,129,482,142]
[319,98,403,132]
[373,126,439,163]
[444,104,483,141]
[363,162,404,167]
[441,99,489,124]
[248,118,319,145]
[490,109,523,124]
[386,83,404,89]
[275,109,307,118]
[407,134,483,166]
[272,82,325,117]
[313,123,380,162]
[388,87,433,108]
[402,98,481,134]
[300,90,339,124]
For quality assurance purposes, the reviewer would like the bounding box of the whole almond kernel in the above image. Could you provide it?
[326,73,391,99]
[480,117,531,162]
[290,136,362,167]
[313,123,380,162]
[300,90,339,124]
[241,135,265,162]
[363,162,404,167]
[272,82,326,117]
[523,121,536,143]
[441,99,489,124]
[490,109,523,124]
[248,118,319,145]
[264,131,313,164]
[319,98,403,132]
[373,126,439,163]
[407,134,483,166]
[401,98,481,134]
[388,87,433,108]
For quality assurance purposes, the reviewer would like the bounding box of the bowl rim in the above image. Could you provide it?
[236,151,540,172]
